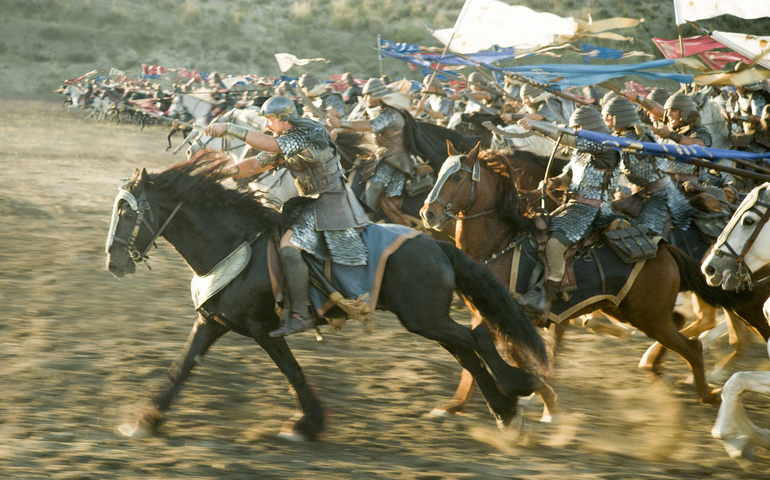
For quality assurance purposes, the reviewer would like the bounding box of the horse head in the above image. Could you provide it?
[105,168,163,278]
[420,141,485,231]
[702,183,770,290]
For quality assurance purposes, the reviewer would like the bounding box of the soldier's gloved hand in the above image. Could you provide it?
[205,123,227,138]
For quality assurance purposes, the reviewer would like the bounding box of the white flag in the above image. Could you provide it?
[274,53,328,73]
[710,31,770,70]
[674,0,770,25]
[109,68,126,77]
[433,0,575,53]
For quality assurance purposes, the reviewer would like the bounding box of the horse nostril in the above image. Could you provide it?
[108,262,117,270]
[705,265,715,275]
[426,210,434,221]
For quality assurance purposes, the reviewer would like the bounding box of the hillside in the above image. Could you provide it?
[1,0,768,97]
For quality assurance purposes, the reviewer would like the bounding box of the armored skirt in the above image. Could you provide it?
[549,202,618,246]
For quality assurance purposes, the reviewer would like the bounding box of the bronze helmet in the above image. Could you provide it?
[260,95,298,121]
[647,87,670,106]
[569,106,609,134]
[602,96,641,130]
[298,73,322,91]
[362,77,389,100]
[663,92,698,124]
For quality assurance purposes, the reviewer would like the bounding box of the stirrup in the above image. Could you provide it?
[269,314,314,337]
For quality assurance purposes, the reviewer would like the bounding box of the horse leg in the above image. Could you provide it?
[431,309,482,416]
[638,311,686,373]
[252,333,325,441]
[119,315,229,437]
[709,311,761,383]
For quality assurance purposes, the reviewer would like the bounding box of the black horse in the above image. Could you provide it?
[105,152,554,440]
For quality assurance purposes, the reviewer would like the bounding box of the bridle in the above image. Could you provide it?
[710,186,770,288]
[429,156,494,222]
[106,182,184,266]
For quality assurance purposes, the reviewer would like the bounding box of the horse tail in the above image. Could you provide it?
[666,244,752,308]
[436,241,549,374]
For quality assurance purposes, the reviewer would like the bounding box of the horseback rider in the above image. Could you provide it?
[602,96,696,237]
[462,72,499,114]
[298,73,346,121]
[340,72,363,109]
[517,107,621,318]
[327,77,417,213]
[204,95,371,337]
[512,83,571,125]
[653,93,712,184]
[417,74,454,126]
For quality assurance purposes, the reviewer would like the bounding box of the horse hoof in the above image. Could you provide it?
[277,431,310,442]
[497,412,523,434]
[540,412,563,424]
[701,388,722,405]
[118,422,152,438]
[429,408,453,417]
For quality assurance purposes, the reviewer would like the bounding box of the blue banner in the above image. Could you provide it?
[580,44,626,64]
[379,49,517,69]
[577,129,770,163]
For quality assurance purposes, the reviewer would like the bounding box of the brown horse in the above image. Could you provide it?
[420,145,760,406]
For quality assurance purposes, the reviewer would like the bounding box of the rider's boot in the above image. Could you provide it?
[269,246,314,337]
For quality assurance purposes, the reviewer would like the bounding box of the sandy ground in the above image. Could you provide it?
[2,98,770,479]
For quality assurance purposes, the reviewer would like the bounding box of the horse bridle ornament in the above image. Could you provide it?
[710,186,770,288]
[106,182,184,266]
[427,155,493,221]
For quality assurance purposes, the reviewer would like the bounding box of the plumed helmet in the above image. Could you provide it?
[602,96,641,130]
[362,77,389,100]
[298,73,321,91]
[467,72,484,86]
[520,83,540,100]
[599,91,618,107]
[260,95,298,121]
[664,92,697,122]
[569,106,609,134]
[647,88,670,106]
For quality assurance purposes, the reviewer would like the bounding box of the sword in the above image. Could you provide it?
[462,91,499,115]
[481,120,534,139]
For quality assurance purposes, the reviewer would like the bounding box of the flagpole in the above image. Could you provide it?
[378,33,384,78]
[677,24,689,93]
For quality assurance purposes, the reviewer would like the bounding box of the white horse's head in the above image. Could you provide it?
[702,183,770,290]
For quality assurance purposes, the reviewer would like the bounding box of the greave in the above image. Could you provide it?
[280,246,311,320]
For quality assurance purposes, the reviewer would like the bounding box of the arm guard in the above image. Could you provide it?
[224,123,250,142]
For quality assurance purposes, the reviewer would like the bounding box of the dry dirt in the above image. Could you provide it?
[2,98,770,479]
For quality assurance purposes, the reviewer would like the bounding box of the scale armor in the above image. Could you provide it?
[634,182,695,236]
[549,202,617,246]
[274,118,371,266]
[565,152,619,202]
[660,125,712,176]
[617,129,668,186]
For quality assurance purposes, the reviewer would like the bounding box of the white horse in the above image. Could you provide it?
[702,183,770,461]
[166,93,215,123]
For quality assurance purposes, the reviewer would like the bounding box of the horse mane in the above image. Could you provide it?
[146,150,283,231]
[477,149,541,236]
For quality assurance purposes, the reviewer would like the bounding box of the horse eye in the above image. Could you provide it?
[743,217,755,226]
[450,173,462,182]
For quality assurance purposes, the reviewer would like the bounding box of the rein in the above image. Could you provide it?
[106,185,184,267]
[711,195,770,288]
[433,159,495,221]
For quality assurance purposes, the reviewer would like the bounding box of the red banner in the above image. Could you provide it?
[141,64,169,76]
[698,50,748,70]
[651,35,725,59]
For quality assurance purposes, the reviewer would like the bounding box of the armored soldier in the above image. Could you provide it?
[298,73,346,121]
[626,87,669,127]
[461,72,499,114]
[327,78,415,211]
[602,96,695,236]
[515,83,571,124]
[653,93,712,183]
[517,107,621,317]
[205,95,371,336]
[340,72,363,108]
[417,74,453,125]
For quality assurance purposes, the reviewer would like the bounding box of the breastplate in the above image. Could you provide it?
[374,111,408,157]
[285,145,345,196]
